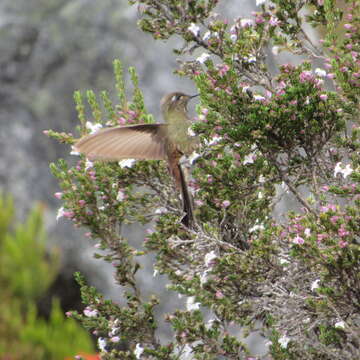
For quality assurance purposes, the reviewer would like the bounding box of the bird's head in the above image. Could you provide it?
[160,92,198,115]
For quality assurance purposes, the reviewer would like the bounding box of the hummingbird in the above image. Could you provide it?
[74,92,198,228]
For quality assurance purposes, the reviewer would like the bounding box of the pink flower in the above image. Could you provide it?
[344,23,352,30]
[255,15,265,24]
[84,307,98,317]
[269,16,280,26]
[321,185,329,192]
[63,210,74,219]
[218,64,230,77]
[215,290,224,299]
[299,71,314,82]
[78,199,86,207]
[320,94,328,101]
[222,200,231,208]
[320,204,336,212]
[240,18,254,28]
[338,227,350,237]
[54,192,63,199]
[111,336,120,343]
[317,0,324,5]
[339,240,348,248]
[293,235,305,245]
[317,233,328,241]
[118,117,127,125]
[330,216,340,224]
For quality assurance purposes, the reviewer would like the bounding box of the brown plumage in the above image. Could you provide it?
[74,92,198,228]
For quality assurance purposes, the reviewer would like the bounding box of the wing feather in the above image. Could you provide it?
[74,124,167,161]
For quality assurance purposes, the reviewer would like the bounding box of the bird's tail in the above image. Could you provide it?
[168,152,195,228]
[178,163,194,228]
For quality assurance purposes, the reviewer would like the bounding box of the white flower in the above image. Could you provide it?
[340,163,353,178]
[243,153,255,165]
[189,151,200,165]
[187,127,196,137]
[315,68,327,77]
[281,181,290,193]
[155,207,167,214]
[259,175,266,183]
[199,270,210,285]
[249,223,264,233]
[98,337,107,352]
[134,343,144,359]
[203,31,211,41]
[253,94,265,101]
[240,18,254,27]
[279,258,289,265]
[188,23,200,36]
[230,34,237,42]
[84,307,98,317]
[116,190,125,201]
[334,320,345,329]
[311,279,320,291]
[70,146,80,156]
[334,162,353,178]
[119,159,136,168]
[86,121,103,134]
[272,46,280,55]
[153,268,159,277]
[258,191,263,199]
[56,207,65,221]
[206,135,222,146]
[186,296,201,311]
[304,228,311,237]
[256,0,266,5]
[278,335,291,349]
[85,159,93,170]
[109,327,120,337]
[244,55,256,63]
[196,52,210,64]
[204,250,217,266]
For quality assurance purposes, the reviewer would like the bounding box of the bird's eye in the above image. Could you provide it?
[171,94,182,102]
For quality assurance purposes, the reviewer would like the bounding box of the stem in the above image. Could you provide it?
[271,156,317,216]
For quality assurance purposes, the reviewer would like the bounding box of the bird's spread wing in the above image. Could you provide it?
[74,124,168,161]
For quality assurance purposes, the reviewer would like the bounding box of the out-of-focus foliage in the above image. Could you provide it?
[0,193,94,359]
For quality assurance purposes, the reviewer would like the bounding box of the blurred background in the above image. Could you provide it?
[0,0,283,358]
